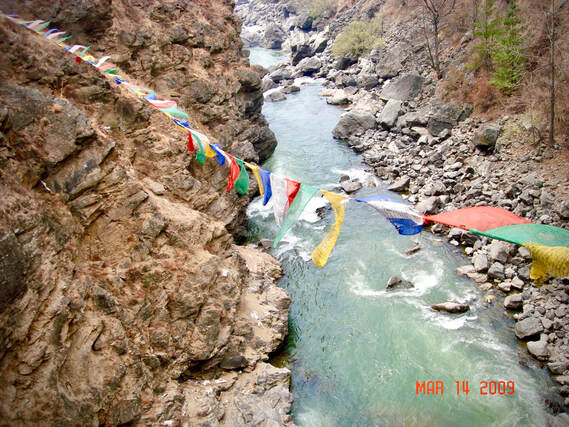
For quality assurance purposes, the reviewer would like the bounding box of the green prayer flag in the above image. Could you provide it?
[161,106,189,119]
[471,223,569,247]
[273,184,319,248]
[234,159,249,195]
[192,133,206,164]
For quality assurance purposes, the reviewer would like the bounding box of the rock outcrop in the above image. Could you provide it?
[0,1,291,425]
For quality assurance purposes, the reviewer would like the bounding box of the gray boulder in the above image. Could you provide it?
[388,176,410,193]
[375,58,402,79]
[504,293,523,310]
[261,24,285,49]
[386,276,414,290]
[527,338,549,360]
[488,240,510,264]
[415,196,442,214]
[515,317,544,340]
[265,91,286,102]
[473,123,501,151]
[381,74,425,101]
[487,262,505,280]
[296,57,322,75]
[332,110,377,139]
[431,302,470,314]
[427,102,472,136]
[340,179,362,194]
[473,254,489,272]
[379,99,403,129]
[269,68,291,83]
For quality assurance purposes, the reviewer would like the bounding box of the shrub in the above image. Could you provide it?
[331,20,383,58]
[308,0,336,19]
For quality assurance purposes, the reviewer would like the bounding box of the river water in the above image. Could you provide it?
[246,47,558,426]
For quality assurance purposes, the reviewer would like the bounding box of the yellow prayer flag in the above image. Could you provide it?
[522,242,569,285]
[311,190,347,267]
[205,143,216,158]
[244,162,264,196]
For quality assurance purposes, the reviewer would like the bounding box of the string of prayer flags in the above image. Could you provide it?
[273,184,319,248]
[522,243,569,285]
[5,12,569,274]
[312,191,348,267]
[355,195,423,235]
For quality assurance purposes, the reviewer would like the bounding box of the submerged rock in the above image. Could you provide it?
[386,276,414,290]
[431,302,470,314]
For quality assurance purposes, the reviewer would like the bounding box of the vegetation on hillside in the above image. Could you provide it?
[437,0,568,146]
[331,19,384,57]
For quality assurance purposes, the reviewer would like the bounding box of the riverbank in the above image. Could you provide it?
[238,0,569,416]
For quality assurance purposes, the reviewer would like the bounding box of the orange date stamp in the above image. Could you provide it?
[416,380,515,395]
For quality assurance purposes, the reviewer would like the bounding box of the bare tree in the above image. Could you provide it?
[545,0,566,144]
[418,0,457,79]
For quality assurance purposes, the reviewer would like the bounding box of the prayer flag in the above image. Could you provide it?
[312,191,347,267]
[424,206,530,231]
[245,162,264,196]
[522,243,569,285]
[273,184,319,247]
[190,131,206,164]
[210,144,226,166]
[225,154,240,191]
[472,224,569,247]
[270,174,300,226]
[234,158,250,195]
[356,195,423,235]
[260,168,272,205]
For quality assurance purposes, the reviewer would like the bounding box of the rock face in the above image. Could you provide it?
[0,1,290,425]
[381,74,425,101]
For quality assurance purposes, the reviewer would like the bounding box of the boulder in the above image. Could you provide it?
[387,176,410,193]
[296,57,322,75]
[340,179,362,194]
[473,123,501,151]
[415,196,442,214]
[357,74,379,90]
[431,302,470,313]
[473,254,489,273]
[286,30,312,65]
[487,262,505,280]
[515,317,544,340]
[504,293,523,310]
[386,276,414,290]
[264,91,286,102]
[427,102,471,136]
[375,58,402,79]
[527,338,549,360]
[379,99,403,129]
[261,76,277,92]
[326,91,350,105]
[381,74,424,101]
[268,68,291,83]
[281,85,300,94]
[310,30,329,54]
[261,24,286,49]
[488,240,510,264]
[332,110,377,139]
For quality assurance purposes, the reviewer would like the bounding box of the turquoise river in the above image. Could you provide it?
[246,47,560,426]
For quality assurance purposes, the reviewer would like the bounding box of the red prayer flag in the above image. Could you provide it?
[187,132,195,152]
[225,154,240,191]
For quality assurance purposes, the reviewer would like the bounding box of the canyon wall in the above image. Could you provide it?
[0,1,292,425]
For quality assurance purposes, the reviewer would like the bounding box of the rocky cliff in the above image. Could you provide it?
[0,1,292,425]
